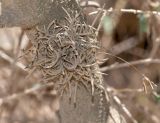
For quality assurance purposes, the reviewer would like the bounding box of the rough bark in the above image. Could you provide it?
[0,0,79,28]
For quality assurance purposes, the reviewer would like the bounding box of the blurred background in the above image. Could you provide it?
[0,0,160,123]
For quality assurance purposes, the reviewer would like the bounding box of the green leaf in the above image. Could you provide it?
[153,92,160,102]
[155,95,160,101]
[138,14,148,33]
[103,16,113,34]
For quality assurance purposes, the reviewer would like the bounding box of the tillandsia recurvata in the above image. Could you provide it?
[28,8,108,123]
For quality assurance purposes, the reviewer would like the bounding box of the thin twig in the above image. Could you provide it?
[105,86,138,123]
[95,5,106,36]
[99,52,157,93]
[112,95,138,123]
[108,37,141,55]
[0,82,54,105]
[0,50,26,71]
[89,8,160,16]
[100,58,160,72]
[107,87,144,93]
[80,1,100,8]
